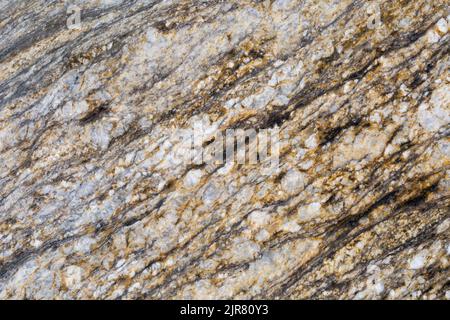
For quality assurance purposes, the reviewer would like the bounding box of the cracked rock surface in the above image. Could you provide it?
[0,0,449,299]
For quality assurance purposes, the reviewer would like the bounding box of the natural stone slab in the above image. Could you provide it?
[0,0,448,299]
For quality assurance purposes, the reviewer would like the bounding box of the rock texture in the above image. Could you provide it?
[0,0,449,299]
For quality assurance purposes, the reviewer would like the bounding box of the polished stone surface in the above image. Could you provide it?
[0,0,449,299]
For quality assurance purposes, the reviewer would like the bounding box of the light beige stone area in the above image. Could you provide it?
[0,0,449,299]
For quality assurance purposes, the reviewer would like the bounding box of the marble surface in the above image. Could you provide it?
[0,0,449,300]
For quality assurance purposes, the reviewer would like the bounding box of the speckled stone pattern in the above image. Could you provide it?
[0,0,449,300]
